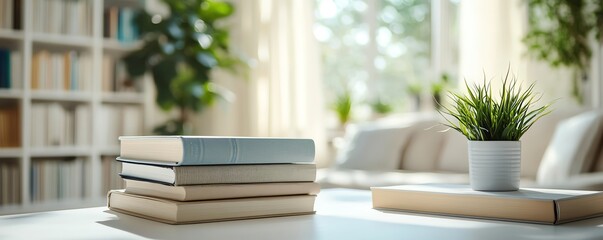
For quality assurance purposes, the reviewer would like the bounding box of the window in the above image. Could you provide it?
[315,0,459,117]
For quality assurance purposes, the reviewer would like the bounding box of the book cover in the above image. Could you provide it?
[371,184,603,225]
[107,190,316,224]
[119,162,317,186]
[119,136,315,166]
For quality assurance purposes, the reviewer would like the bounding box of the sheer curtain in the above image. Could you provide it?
[457,0,584,108]
[458,0,525,89]
[193,0,328,165]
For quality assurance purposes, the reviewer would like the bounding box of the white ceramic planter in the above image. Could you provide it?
[468,141,521,191]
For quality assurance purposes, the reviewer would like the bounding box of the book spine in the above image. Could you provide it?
[180,138,315,165]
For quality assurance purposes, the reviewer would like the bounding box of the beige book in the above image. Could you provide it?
[125,179,320,201]
[372,184,603,225]
[107,190,316,225]
[120,162,316,186]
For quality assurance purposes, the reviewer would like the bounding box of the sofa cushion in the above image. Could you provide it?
[335,113,439,171]
[436,131,469,173]
[400,122,446,171]
[334,123,414,171]
[537,111,603,185]
[519,112,570,178]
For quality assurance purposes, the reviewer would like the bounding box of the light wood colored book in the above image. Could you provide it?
[371,184,603,225]
[120,162,316,186]
[125,180,320,201]
[107,190,316,225]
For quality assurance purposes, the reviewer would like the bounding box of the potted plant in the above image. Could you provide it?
[431,73,450,110]
[439,70,551,191]
[407,82,422,111]
[370,97,393,118]
[332,89,353,127]
[123,0,243,135]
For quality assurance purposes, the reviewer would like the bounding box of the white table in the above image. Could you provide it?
[1,188,603,240]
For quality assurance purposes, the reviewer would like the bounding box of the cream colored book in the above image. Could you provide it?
[107,190,316,224]
[371,184,603,225]
[125,180,320,201]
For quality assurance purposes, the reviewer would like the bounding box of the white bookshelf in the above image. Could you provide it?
[0,0,149,214]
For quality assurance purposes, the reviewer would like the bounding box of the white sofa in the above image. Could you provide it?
[317,110,603,190]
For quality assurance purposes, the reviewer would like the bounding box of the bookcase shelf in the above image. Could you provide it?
[31,33,94,49]
[0,89,23,98]
[29,147,93,158]
[30,91,93,102]
[0,0,149,213]
[103,39,142,53]
[99,146,120,156]
[0,148,22,158]
[101,92,144,104]
[0,30,24,41]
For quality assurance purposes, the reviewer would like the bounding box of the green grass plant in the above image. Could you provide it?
[439,70,552,141]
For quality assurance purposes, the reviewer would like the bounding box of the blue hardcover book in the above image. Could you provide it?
[0,49,8,89]
[117,136,315,166]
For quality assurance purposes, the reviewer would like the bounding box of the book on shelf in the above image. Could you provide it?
[124,179,321,201]
[99,105,143,148]
[0,0,21,30]
[108,190,316,224]
[118,136,315,166]
[371,184,603,225]
[32,0,91,36]
[0,48,20,89]
[30,103,89,147]
[0,103,20,147]
[103,6,139,43]
[0,49,9,89]
[31,50,90,91]
[0,160,21,205]
[102,55,140,93]
[119,162,317,186]
[30,157,86,202]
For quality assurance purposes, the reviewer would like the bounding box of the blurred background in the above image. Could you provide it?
[0,0,602,214]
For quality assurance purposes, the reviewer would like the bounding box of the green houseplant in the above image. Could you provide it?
[431,73,450,110]
[332,89,353,126]
[407,82,422,111]
[370,98,393,117]
[439,69,551,191]
[123,0,242,135]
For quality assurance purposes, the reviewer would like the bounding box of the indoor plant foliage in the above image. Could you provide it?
[431,73,450,110]
[123,0,242,135]
[523,0,603,104]
[439,70,551,191]
[440,72,551,141]
[332,89,353,126]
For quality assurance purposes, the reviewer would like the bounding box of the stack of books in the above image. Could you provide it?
[107,136,319,224]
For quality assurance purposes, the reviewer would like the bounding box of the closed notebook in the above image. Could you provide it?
[125,179,321,201]
[119,162,317,186]
[371,184,603,225]
[118,136,315,166]
[107,190,316,225]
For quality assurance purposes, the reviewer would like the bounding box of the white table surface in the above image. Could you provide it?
[1,188,603,240]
